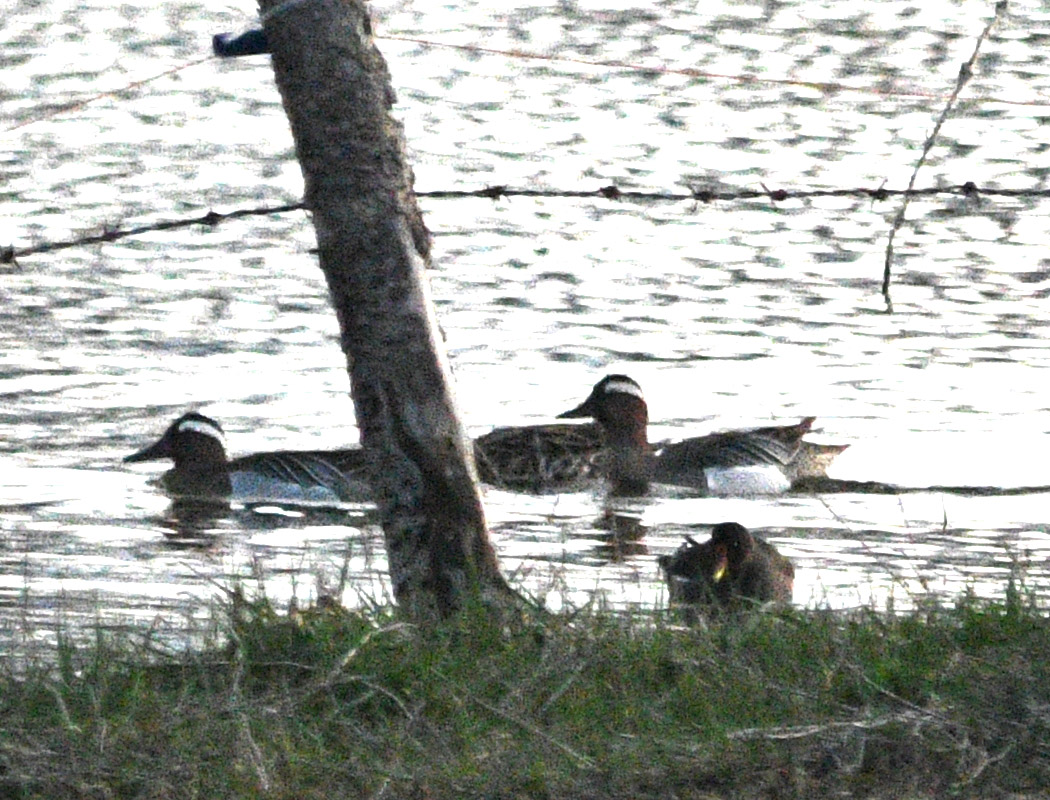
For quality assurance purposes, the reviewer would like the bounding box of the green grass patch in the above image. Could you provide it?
[3,583,1050,799]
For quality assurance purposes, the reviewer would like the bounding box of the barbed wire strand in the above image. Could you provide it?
[4,55,214,134]
[379,32,1044,109]
[3,181,1037,268]
[1,203,303,265]
[5,19,1043,136]
[881,1,1006,313]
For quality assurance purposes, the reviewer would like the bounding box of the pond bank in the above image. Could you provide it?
[1,584,1047,799]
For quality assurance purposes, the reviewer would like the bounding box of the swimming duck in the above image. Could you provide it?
[658,522,794,612]
[558,374,846,496]
[124,412,371,504]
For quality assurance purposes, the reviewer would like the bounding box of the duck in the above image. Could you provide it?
[558,374,847,496]
[124,412,372,505]
[658,522,794,613]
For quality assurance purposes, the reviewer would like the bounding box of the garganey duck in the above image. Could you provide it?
[124,412,371,505]
[558,374,847,496]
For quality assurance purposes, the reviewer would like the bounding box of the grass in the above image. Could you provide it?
[2,583,1050,799]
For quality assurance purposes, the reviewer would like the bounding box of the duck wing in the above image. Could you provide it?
[231,449,371,501]
[654,418,814,474]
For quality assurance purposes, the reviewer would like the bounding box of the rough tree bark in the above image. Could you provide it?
[256,0,514,622]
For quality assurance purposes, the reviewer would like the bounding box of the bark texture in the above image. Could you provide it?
[257,0,512,621]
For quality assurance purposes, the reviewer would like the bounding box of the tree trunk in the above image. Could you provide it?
[257,0,513,622]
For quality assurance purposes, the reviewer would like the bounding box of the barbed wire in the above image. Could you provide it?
[4,55,215,134]
[882,1,1007,312]
[0,0,1020,317]
[1,180,1038,268]
[378,32,1046,109]
[1,202,303,264]
[3,14,1041,135]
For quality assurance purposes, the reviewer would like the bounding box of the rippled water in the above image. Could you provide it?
[3,0,1050,654]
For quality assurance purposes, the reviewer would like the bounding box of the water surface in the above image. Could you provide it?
[3,0,1050,654]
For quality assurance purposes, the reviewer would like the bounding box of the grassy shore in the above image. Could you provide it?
[2,583,1049,799]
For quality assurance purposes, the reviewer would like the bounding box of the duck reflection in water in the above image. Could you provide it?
[658,522,794,620]
[592,509,648,562]
[156,497,370,550]
[155,498,232,549]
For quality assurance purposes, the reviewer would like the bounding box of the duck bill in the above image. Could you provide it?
[712,545,729,583]
[124,438,172,463]
[557,396,598,419]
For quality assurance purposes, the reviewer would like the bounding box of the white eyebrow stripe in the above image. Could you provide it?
[177,419,226,445]
[603,379,645,401]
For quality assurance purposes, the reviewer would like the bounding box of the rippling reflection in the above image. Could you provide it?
[4,0,1050,653]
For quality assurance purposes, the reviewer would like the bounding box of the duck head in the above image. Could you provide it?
[558,374,649,445]
[559,375,653,495]
[709,521,754,582]
[124,412,229,470]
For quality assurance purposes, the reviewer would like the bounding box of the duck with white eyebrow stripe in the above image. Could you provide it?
[558,374,847,497]
[124,412,373,505]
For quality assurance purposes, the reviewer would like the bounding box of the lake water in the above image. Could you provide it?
[3,0,1050,655]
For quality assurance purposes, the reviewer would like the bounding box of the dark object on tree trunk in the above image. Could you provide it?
[213,29,270,58]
